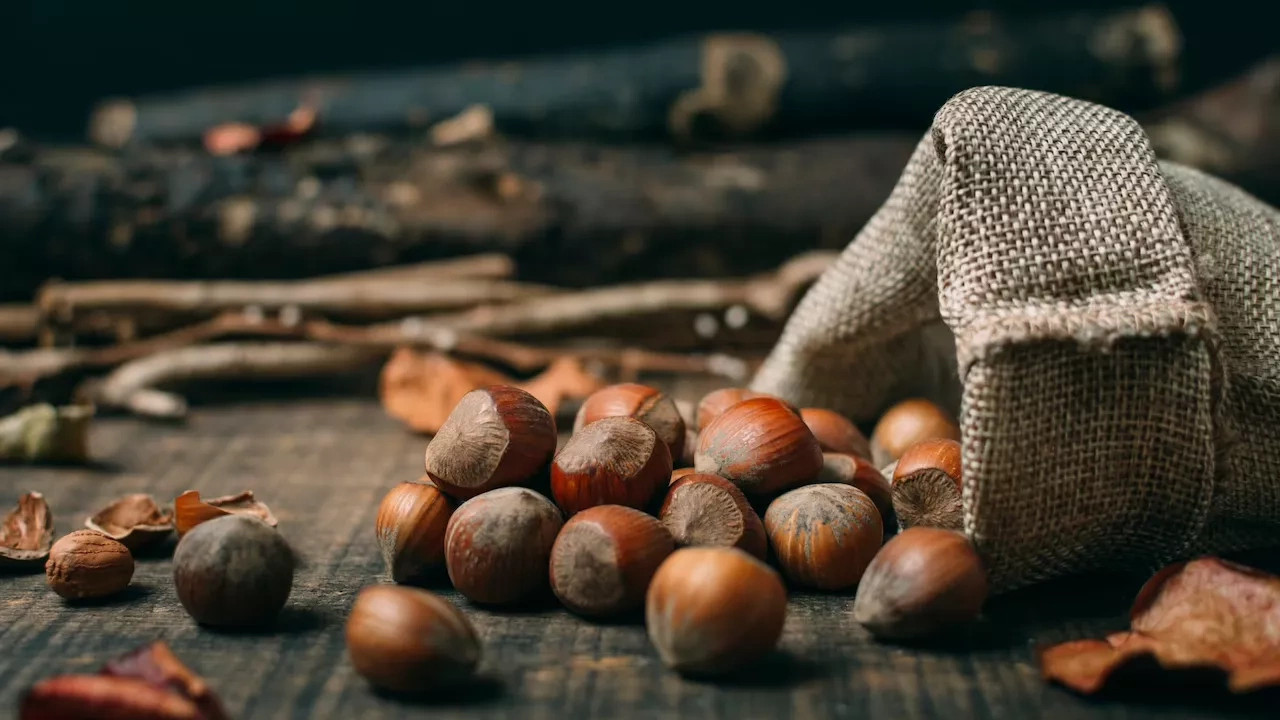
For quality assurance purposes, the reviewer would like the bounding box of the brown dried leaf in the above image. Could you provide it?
[1040,557,1280,695]
[174,490,276,538]
[101,641,229,720]
[378,349,604,434]
[85,493,174,551]
[0,492,54,569]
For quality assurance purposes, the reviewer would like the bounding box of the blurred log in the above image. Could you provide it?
[90,6,1199,147]
[0,134,917,302]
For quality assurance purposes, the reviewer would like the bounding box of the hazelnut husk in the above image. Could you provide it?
[551,416,672,516]
[573,383,687,461]
[694,388,798,431]
[891,439,963,531]
[764,484,883,590]
[813,453,896,531]
[853,527,988,640]
[695,397,823,497]
[85,493,174,551]
[645,547,787,676]
[173,514,294,628]
[0,492,54,570]
[346,585,481,692]
[425,385,558,500]
[444,486,563,606]
[800,408,871,458]
[174,490,277,538]
[549,505,674,618]
[869,398,960,466]
[375,478,455,584]
[45,530,134,600]
[660,473,767,560]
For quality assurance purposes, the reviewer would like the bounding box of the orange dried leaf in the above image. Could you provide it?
[174,490,276,538]
[1040,557,1280,695]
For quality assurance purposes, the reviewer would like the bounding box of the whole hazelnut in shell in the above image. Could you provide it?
[646,547,786,676]
[573,383,687,461]
[444,487,563,606]
[173,514,294,628]
[853,527,988,640]
[346,585,481,692]
[660,473,767,560]
[550,416,672,516]
[376,479,455,584]
[549,505,674,618]
[695,388,798,431]
[695,397,823,497]
[869,398,960,466]
[800,408,872,459]
[764,484,882,590]
[813,452,896,530]
[45,530,134,600]
[425,385,558,501]
[892,439,963,531]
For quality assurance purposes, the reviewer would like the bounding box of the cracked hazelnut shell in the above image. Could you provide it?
[573,383,687,461]
[695,397,823,496]
[549,505,674,618]
[174,490,276,538]
[0,492,54,569]
[764,484,883,590]
[551,416,672,516]
[85,493,174,551]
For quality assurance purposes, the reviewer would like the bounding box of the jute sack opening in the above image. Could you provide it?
[750,86,1280,593]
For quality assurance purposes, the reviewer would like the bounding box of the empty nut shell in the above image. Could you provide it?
[0,492,54,569]
[764,484,882,590]
[549,505,674,618]
[85,493,174,551]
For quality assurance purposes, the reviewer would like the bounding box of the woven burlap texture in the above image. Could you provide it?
[750,86,1280,593]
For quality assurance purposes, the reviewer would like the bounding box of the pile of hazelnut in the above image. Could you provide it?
[349,382,988,691]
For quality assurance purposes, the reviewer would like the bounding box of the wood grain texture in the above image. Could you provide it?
[0,394,1274,719]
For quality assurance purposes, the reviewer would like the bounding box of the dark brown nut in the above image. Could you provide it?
[173,514,294,628]
[173,490,276,538]
[800,408,872,459]
[549,505,674,618]
[550,416,672,516]
[645,547,786,676]
[444,487,563,606]
[45,530,134,600]
[20,675,205,720]
[375,478,455,584]
[892,439,963,531]
[763,484,882,590]
[660,473,767,560]
[425,385,558,501]
[813,453,896,530]
[695,397,823,496]
[346,585,481,692]
[853,527,988,640]
[0,491,54,569]
[86,493,174,551]
[694,388,798,431]
[869,398,960,466]
[573,383,687,461]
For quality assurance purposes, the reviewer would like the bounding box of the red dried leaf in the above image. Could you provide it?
[1040,557,1280,695]
[101,642,229,720]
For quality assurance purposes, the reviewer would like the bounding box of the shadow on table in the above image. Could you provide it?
[374,674,507,707]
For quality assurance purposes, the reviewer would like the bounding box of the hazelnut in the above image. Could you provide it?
[425,385,558,501]
[800,408,871,459]
[173,514,294,628]
[660,473,767,560]
[549,505,674,618]
[376,478,455,585]
[45,530,134,600]
[444,487,563,606]
[573,383,687,461]
[550,416,672,516]
[694,388,798,431]
[645,547,786,675]
[813,453,896,530]
[670,467,698,484]
[763,484,882,590]
[869,398,960,466]
[892,439,963,531]
[853,527,988,640]
[695,397,823,496]
[346,585,481,692]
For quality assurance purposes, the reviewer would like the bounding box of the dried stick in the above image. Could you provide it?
[0,305,38,343]
[311,253,514,283]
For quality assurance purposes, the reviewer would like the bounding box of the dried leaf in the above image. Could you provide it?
[85,493,174,550]
[101,641,229,720]
[378,349,605,434]
[0,492,54,569]
[174,490,276,538]
[1040,557,1280,695]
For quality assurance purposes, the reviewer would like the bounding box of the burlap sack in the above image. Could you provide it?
[750,86,1280,593]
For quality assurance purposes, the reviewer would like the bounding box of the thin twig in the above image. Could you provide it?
[305,253,514,283]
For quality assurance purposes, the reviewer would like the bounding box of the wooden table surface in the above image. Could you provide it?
[1,394,1275,719]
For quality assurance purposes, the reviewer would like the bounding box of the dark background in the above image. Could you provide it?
[1,0,1271,140]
